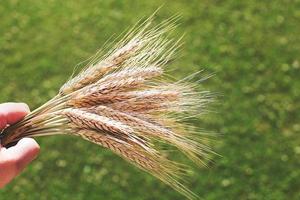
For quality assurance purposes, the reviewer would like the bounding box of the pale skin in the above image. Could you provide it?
[0,103,40,188]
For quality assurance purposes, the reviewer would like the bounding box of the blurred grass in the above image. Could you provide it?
[0,0,300,199]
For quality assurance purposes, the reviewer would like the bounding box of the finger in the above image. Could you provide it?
[0,103,30,130]
[5,138,40,174]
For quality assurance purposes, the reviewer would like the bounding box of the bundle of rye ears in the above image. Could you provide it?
[0,15,215,199]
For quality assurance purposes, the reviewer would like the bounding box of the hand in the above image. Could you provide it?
[0,103,40,188]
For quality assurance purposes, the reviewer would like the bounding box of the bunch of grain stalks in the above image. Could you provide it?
[0,15,215,199]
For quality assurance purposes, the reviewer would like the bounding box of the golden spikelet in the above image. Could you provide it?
[77,129,198,199]
[0,14,216,200]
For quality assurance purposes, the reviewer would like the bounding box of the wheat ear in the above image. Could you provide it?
[0,15,215,200]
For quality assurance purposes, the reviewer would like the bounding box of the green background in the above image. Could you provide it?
[0,0,299,199]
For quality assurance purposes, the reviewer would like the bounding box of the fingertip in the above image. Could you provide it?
[18,103,30,114]
[0,102,30,127]
[17,138,40,158]
[6,138,40,172]
[12,102,30,116]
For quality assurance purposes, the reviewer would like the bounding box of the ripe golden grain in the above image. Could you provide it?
[0,15,215,200]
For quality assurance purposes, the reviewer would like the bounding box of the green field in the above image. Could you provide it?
[0,0,299,199]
